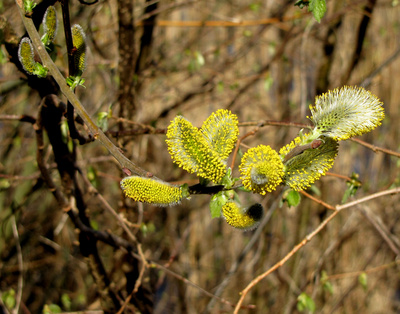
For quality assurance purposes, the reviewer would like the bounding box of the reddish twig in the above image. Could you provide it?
[233,187,400,313]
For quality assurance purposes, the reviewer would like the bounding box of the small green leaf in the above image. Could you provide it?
[249,3,261,12]
[2,288,16,310]
[66,75,85,90]
[320,270,333,294]
[61,293,71,311]
[297,292,316,313]
[23,0,37,14]
[358,272,368,291]
[210,191,228,218]
[217,81,224,92]
[263,74,273,91]
[97,111,110,131]
[342,172,361,203]
[283,189,301,207]
[309,0,327,23]
[33,62,48,78]
[194,51,205,67]
[42,304,62,314]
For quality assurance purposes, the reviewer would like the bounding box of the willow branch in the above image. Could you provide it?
[233,187,400,313]
[15,0,150,177]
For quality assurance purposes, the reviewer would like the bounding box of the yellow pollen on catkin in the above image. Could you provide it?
[239,145,284,195]
[71,24,87,75]
[309,86,385,141]
[282,137,338,191]
[221,202,263,230]
[200,109,239,160]
[18,37,36,75]
[43,6,58,43]
[120,176,183,206]
[166,116,227,183]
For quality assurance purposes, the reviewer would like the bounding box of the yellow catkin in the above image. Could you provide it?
[71,24,87,75]
[18,37,36,75]
[43,6,58,43]
[166,115,227,183]
[282,137,338,191]
[120,176,183,206]
[239,145,284,195]
[222,202,263,230]
[200,109,239,160]
[309,86,385,141]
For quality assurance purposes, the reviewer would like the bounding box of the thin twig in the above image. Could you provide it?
[11,216,23,314]
[359,205,400,256]
[299,190,336,211]
[133,244,149,293]
[78,171,138,244]
[230,127,260,170]
[116,244,148,314]
[233,187,400,313]
[351,138,400,158]
[326,259,400,280]
[136,15,304,27]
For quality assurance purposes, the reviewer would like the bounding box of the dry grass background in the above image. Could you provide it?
[1,0,400,313]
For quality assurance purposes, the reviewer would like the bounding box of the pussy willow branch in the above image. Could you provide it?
[15,0,149,177]
[233,186,400,313]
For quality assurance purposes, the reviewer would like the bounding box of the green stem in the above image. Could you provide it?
[15,0,149,177]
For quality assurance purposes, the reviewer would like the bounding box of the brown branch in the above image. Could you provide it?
[0,114,36,124]
[233,187,400,313]
[230,127,261,170]
[15,0,151,177]
[351,137,400,158]
[326,259,400,281]
[299,190,336,211]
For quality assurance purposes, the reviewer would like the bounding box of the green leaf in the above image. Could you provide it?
[297,292,316,313]
[342,172,361,203]
[320,270,333,294]
[23,0,37,14]
[2,288,16,310]
[97,111,110,131]
[309,0,327,23]
[358,272,368,291]
[66,75,86,90]
[42,304,62,314]
[210,191,228,218]
[61,293,72,311]
[249,3,261,12]
[286,190,301,207]
[33,62,48,78]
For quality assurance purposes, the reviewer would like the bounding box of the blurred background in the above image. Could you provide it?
[1,0,400,313]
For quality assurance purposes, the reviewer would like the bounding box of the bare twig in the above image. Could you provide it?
[299,190,336,211]
[326,259,400,280]
[230,126,261,170]
[359,205,400,256]
[351,138,400,158]
[10,216,23,314]
[79,172,138,243]
[233,187,400,313]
